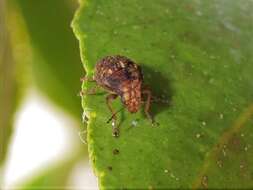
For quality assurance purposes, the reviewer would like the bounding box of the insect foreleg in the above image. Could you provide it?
[106,93,119,137]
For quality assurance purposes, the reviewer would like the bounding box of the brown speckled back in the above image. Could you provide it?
[94,55,143,113]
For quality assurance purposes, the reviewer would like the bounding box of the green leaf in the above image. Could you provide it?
[72,0,253,189]
[0,1,18,168]
[12,0,83,118]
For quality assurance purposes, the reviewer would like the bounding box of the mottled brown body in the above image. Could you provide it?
[81,55,153,137]
[94,55,142,113]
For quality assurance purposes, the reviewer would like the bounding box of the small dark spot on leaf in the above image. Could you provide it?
[108,166,112,171]
[113,148,120,155]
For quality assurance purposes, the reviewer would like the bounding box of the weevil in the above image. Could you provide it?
[81,55,154,137]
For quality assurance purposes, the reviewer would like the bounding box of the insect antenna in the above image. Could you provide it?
[106,107,124,124]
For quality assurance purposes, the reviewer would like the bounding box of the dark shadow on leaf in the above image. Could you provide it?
[141,64,173,120]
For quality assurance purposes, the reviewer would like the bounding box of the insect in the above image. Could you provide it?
[81,55,154,137]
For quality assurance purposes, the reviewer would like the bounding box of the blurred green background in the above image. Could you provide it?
[0,0,95,189]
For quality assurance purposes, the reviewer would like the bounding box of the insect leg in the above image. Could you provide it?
[79,85,99,96]
[106,93,119,137]
[80,76,96,82]
[142,89,155,125]
[142,84,170,104]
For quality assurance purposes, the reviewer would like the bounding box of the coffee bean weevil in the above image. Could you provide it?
[80,55,155,137]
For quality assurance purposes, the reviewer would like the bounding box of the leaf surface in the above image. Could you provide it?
[72,0,253,188]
